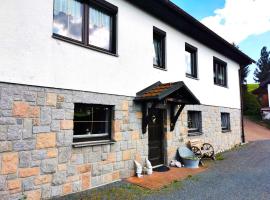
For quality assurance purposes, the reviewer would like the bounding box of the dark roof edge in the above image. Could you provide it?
[126,0,255,66]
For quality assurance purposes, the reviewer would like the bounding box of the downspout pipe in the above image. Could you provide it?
[239,66,245,143]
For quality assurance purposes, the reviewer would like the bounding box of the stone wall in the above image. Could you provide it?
[166,105,242,163]
[0,82,147,200]
[0,82,242,199]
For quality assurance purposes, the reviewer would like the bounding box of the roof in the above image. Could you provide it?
[135,81,200,104]
[126,0,254,66]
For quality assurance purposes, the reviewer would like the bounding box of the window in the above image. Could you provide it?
[153,27,166,69]
[53,0,117,54]
[221,113,230,132]
[213,57,227,87]
[73,103,113,143]
[185,43,198,78]
[187,111,202,136]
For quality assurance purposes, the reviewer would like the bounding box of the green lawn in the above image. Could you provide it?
[247,83,259,92]
[56,181,184,200]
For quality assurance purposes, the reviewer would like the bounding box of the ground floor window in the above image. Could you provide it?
[73,103,112,143]
[221,112,230,132]
[187,111,202,136]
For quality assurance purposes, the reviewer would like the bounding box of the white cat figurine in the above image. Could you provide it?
[134,160,143,177]
[145,158,153,175]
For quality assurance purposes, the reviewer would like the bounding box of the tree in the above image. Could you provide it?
[241,64,250,91]
[232,42,249,91]
[254,47,270,83]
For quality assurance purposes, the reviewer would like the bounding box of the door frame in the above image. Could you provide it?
[147,107,167,167]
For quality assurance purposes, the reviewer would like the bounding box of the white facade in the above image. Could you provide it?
[0,0,241,109]
[267,84,270,107]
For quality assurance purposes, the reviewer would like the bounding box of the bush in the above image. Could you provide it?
[243,91,261,116]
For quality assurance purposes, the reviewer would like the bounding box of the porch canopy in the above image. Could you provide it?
[135,81,200,133]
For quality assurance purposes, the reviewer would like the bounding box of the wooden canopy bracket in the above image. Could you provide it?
[142,102,157,134]
[170,104,185,131]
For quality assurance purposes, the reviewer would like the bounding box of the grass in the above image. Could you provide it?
[213,143,249,162]
[230,143,249,151]
[215,153,225,161]
[61,179,186,200]
[83,182,184,200]
[186,174,199,181]
[74,184,154,200]
[162,180,183,193]
[184,156,200,160]
[247,83,259,92]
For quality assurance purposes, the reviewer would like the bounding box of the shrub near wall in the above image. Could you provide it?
[243,91,260,116]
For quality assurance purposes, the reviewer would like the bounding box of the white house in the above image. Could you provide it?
[0,0,253,199]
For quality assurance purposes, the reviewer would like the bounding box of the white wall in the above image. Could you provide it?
[267,84,270,107]
[0,0,241,109]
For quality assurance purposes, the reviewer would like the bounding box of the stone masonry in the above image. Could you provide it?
[0,82,242,199]
[166,105,242,163]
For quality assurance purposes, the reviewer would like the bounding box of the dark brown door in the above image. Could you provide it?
[148,108,164,166]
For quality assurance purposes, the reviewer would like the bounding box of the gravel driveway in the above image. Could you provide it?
[244,118,270,141]
[145,140,270,200]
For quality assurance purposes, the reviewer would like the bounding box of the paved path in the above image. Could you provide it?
[145,120,270,200]
[145,140,270,200]
[244,118,270,141]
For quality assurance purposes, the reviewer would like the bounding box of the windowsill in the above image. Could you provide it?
[188,132,203,137]
[72,139,116,148]
[214,83,228,88]
[52,34,119,57]
[186,74,199,80]
[222,130,231,133]
[153,65,167,71]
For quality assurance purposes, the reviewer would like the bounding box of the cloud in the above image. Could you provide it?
[201,0,270,44]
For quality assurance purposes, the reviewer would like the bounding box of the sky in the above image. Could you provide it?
[171,0,270,83]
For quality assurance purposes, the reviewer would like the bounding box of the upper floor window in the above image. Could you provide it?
[187,111,202,136]
[53,0,117,54]
[73,103,113,143]
[213,57,227,87]
[221,112,230,132]
[185,43,198,78]
[153,27,166,69]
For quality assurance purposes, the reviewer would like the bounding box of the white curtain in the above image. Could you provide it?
[193,112,202,132]
[221,113,230,130]
[53,0,83,41]
[89,7,111,50]
[188,112,202,132]
[54,0,82,16]
[216,64,226,85]
[153,39,162,66]
[185,51,192,74]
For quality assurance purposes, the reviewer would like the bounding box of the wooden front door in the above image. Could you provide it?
[148,108,164,166]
